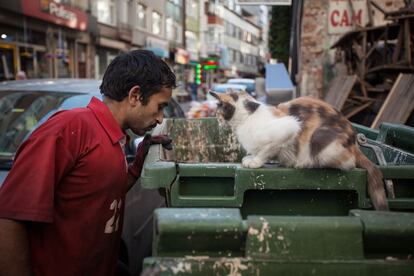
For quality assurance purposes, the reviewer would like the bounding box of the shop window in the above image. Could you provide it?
[0,46,15,80]
[36,50,51,78]
[77,43,86,78]
[19,47,35,79]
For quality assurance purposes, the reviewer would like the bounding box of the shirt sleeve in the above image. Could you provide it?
[0,123,76,223]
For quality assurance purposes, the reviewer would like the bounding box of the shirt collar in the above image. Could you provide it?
[87,97,125,144]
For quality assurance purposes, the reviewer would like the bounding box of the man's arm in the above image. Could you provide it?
[126,135,172,191]
[0,218,32,276]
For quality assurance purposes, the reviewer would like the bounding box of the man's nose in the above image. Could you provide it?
[156,111,164,124]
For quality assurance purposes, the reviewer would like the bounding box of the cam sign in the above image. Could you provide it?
[329,0,368,34]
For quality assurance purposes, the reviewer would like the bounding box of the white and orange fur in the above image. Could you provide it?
[210,90,389,211]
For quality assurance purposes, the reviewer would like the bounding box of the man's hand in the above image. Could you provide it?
[127,134,172,179]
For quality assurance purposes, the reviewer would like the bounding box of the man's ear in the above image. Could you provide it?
[128,85,141,106]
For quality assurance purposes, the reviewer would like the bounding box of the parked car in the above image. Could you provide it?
[0,79,185,275]
[226,78,256,96]
[207,83,248,101]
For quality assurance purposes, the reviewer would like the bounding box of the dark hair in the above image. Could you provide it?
[100,50,176,104]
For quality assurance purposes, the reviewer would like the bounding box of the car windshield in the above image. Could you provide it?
[227,80,255,93]
[212,85,247,93]
[0,91,95,160]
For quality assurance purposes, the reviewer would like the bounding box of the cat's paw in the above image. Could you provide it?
[242,156,265,168]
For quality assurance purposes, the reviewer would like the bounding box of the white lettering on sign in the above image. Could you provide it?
[49,2,77,23]
[328,0,368,34]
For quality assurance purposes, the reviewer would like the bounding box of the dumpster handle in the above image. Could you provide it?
[357,133,395,199]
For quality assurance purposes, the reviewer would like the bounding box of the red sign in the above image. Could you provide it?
[22,0,88,31]
[175,48,190,65]
[328,0,368,34]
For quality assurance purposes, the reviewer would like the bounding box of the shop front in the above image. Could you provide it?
[0,20,51,80]
[13,0,89,79]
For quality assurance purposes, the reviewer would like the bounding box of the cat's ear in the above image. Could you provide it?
[209,90,221,101]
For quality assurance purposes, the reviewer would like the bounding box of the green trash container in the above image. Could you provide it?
[141,118,414,216]
[139,119,414,274]
[143,208,414,275]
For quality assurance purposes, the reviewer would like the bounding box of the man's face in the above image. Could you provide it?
[129,86,172,135]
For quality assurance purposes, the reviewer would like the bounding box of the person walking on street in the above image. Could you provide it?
[255,67,267,103]
[0,50,175,276]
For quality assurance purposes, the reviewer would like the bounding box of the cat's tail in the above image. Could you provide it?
[355,151,389,211]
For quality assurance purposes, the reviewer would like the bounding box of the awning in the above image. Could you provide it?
[145,47,169,58]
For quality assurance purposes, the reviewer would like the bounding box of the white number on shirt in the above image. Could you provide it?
[104,199,122,234]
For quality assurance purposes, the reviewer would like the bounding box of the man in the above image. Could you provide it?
[255,67,267,103]
[0,50,176,276]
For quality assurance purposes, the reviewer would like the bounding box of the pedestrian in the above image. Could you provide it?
[15,70,27,80]
[0,50,176,276]
[255,67,267,103]
[190,81,198,101]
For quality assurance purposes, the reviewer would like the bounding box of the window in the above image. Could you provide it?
[226,23,234,37]
[235,51,240,63]
[185,31,196,50]
[97,0,117,25]
[152,11,162,35]
[137,4,146,28]
[166,17,175,40]
[186,0,197,18]
[246,32,252,43]
[166,0,182,22]
[228,49,233,62]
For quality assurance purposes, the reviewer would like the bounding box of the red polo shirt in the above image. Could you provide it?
[0,97,128,276]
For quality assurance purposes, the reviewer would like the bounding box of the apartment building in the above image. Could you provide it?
[205,0,265,78]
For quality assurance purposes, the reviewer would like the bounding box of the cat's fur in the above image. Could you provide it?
[210,90,389,211]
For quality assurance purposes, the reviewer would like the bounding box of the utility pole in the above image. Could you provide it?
[182,0,187,49]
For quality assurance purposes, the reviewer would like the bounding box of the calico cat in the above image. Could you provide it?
[210,90,389,211]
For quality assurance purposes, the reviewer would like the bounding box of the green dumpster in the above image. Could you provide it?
[140,118,414,274]
[141,118,414,215]
[143,208,414,275]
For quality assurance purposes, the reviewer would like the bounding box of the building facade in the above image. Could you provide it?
[0,0,268,85]
[205,0,266,80]
[0,0,97,80]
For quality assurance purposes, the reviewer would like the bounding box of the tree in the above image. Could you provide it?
[269,5,292,66]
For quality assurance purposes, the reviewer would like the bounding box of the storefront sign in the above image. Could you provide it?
[22,0,88,31]
[236,0,291,5]
[175,48,189,65]
[328,0,368,34]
